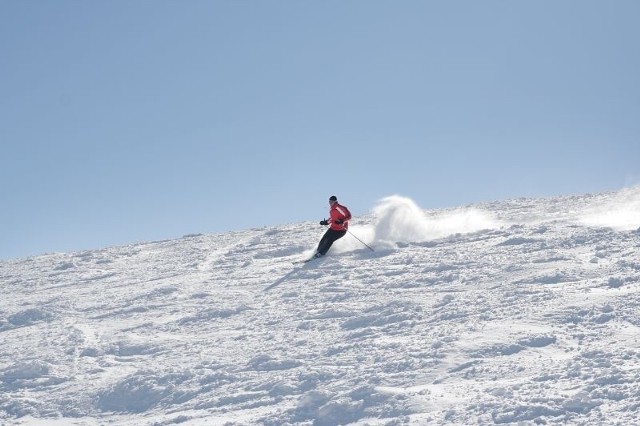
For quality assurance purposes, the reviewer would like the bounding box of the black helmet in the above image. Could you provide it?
[329,196,337,202]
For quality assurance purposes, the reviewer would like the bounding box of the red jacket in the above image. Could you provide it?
[329,202,352,231]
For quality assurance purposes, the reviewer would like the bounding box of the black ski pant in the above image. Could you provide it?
[317,229,347,255]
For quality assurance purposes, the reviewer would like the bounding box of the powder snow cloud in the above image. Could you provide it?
[338,195,501,252]
[578,186,640,231]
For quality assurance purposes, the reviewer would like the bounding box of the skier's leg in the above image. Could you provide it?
[316,230,332,255]
[318,230,346,255]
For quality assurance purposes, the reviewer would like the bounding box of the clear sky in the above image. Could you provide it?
[2,1,639,260]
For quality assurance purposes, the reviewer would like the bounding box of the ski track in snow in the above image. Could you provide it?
[1,188,640,425]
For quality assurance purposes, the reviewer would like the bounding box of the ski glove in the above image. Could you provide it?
[334,219,343,225]
[320,220,329,226]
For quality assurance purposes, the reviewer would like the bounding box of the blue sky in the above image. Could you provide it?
[2,1,639,260]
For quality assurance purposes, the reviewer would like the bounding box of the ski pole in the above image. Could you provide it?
[347,230,375,252]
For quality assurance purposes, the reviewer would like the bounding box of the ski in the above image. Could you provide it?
[293,253,323,265]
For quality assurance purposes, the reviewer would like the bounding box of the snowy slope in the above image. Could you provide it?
[1,188,640,425]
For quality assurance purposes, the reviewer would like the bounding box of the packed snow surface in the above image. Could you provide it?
[1,188,640,425]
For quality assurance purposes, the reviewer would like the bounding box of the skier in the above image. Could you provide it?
[314,196,352,258]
